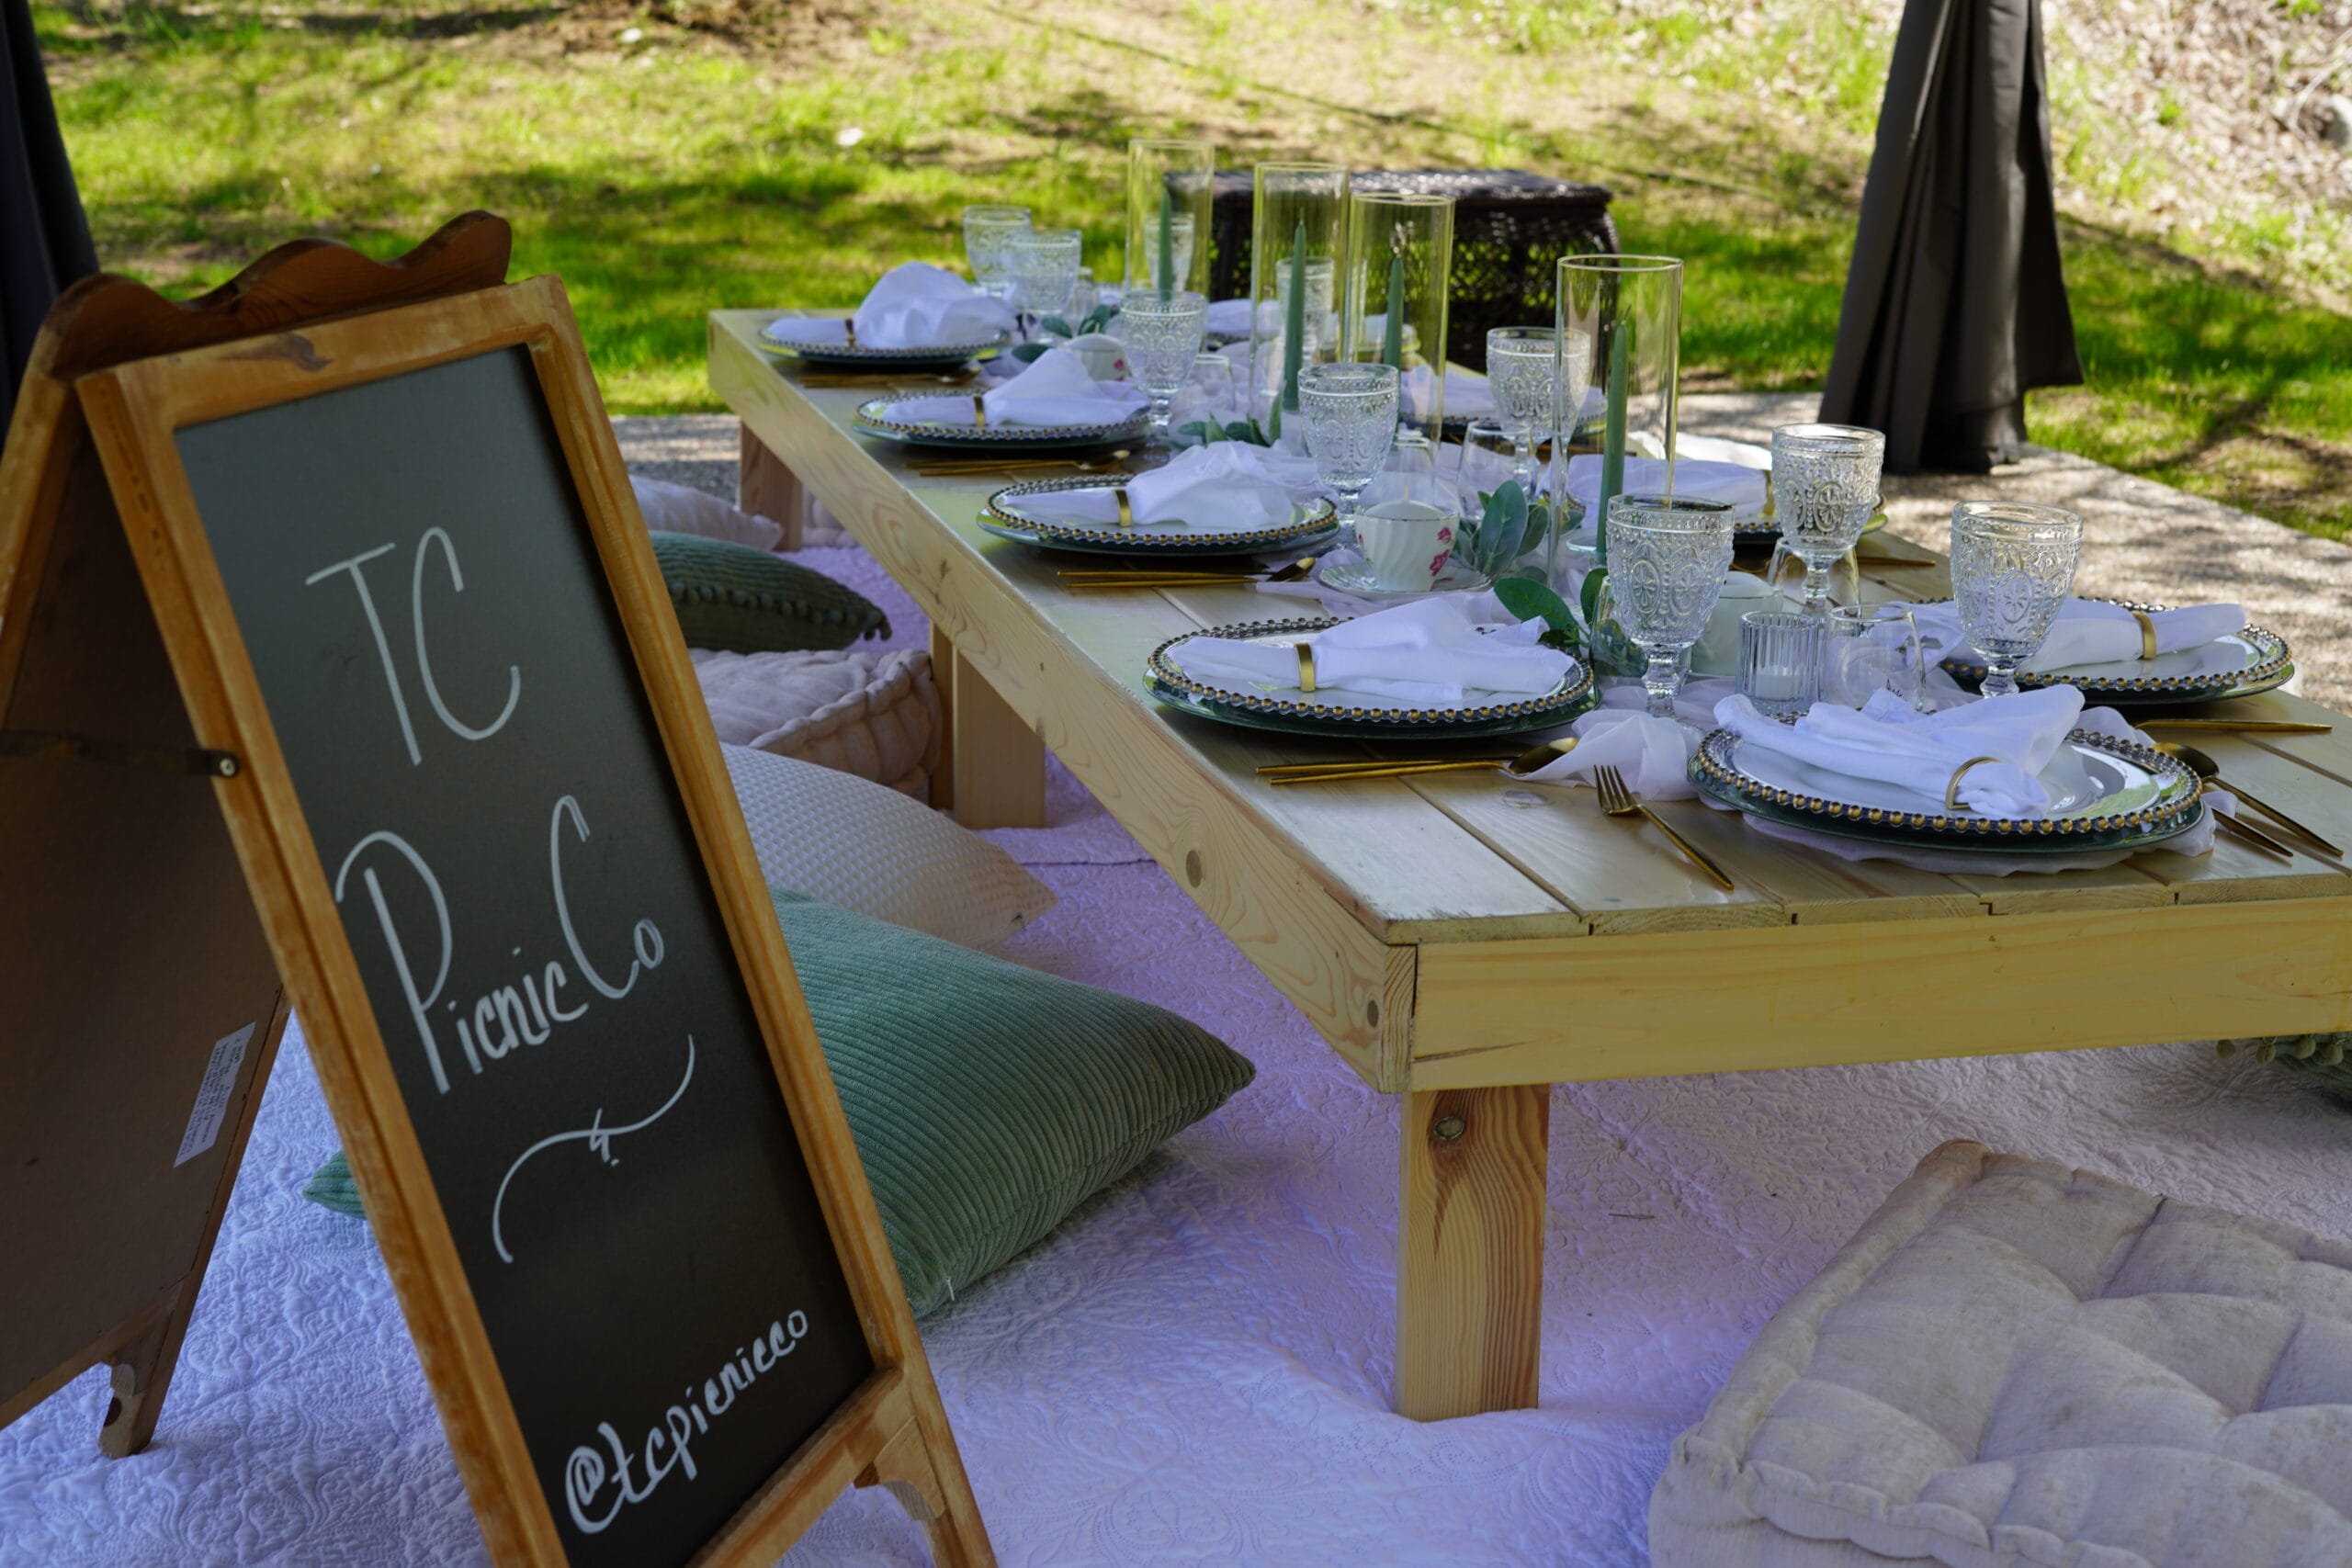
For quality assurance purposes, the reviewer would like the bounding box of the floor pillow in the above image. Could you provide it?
[306,888,1255,1319]
[1649,1139,2352,1567]
[693,648,938,799]
[719,743,1049,946]
[650,530,887,652]
[631,472,784,551]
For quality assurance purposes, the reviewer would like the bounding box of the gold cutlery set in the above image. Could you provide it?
[1056,557,1323,591]
[912,449,1133,479]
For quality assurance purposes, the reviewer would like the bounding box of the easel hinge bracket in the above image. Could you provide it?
[0,729,241,778]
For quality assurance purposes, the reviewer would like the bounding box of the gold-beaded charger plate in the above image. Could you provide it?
[1929,598,2294,705]
[1147,615,1598,739]
[981,479,1339,556]
[758,318,1008,372]
[854,394,1150,452]
[1690,725,2204,854]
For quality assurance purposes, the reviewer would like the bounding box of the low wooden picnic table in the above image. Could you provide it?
[710,308,2352,1420]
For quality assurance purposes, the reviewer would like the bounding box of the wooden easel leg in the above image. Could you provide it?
[1396,1083,1550,1421]
[855,1416,994,1567]
[945,646,1045,829]
[738,423,806,549]
[98,1286,191,1458]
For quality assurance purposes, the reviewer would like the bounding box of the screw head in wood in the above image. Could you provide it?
[1431,1114,1465,1143]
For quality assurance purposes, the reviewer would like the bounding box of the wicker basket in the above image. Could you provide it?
[1205,168,1618,369]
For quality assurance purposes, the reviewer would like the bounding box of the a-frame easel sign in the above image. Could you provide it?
[0,213,992,1567]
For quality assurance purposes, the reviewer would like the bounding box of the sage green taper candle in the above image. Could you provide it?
[1273,218,1306,439]
[1379,247,1404,369]
[1158,187,1174,299]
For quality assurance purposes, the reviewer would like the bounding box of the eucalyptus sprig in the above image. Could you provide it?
[1175,416,1273,447]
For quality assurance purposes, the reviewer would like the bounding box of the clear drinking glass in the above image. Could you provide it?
[1486,327,1558,491]
[1736,611,1823,717]
[1949,502,2085,698]
[1125,139,1215,297]
[1116,289,1209,444]
[1607,492,1736,718]
[1250,163,1349,431]
[1557,255,1681,576]
[1189,351,1239,418]
[1771,423,1884,615]
[1340,189,1453,444]
[1004,227,1083,329]
[1297,362,1399,525]
[962,204,1032,300]
[1823,604,1928,709]
[1454,422,1519,501]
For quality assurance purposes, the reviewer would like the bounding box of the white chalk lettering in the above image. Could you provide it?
[333,830,452,1092]
[411,526,521,742]
[564,1313,811,1536]
[549,795,664,1001]
[306,543,421,766]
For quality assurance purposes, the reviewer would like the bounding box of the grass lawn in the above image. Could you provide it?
[28,0,2352,539]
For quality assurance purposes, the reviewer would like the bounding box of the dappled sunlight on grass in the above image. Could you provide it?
[28,0,2351,535]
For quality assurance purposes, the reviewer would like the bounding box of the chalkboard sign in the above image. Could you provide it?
[63,263,990,1567]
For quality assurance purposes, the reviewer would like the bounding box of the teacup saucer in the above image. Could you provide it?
[1317,558,1495,598]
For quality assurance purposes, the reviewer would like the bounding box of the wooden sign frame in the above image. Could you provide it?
[4,220,989,1566]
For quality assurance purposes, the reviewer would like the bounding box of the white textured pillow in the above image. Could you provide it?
[720,743,1055,947]
[631,473,786,551]
[692,648,939,799]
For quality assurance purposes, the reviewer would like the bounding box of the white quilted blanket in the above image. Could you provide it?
[4,554,2346,1568]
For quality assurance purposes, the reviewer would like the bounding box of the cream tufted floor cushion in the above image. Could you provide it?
[690,646,940,798]
[1650,1140,2352,1568]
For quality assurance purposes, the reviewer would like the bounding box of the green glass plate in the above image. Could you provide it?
[982,479,1339,557]
[1931,598,2294,706]
[854,395,1150,452]
[1689,725,2205,854]
[1147,615,1598,739]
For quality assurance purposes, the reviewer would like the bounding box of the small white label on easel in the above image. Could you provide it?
[175,1021,257,1168]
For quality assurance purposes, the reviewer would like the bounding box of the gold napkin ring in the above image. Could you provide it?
[973,393,987,428]
[2131,609,2158,660]
[1944,755,2001,813]
[1114,487,1133,526]
[1295,642,1318,694]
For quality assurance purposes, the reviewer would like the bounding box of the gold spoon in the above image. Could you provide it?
[1058,554,1325,590]
[2152,741,2341,856]
[915,449,1132,478]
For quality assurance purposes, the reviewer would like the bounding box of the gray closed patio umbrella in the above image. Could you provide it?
[2,0,96,440]
[1820,0,2082,473]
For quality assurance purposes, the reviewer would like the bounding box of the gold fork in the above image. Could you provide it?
[1591,763,1736,891]
[1258,737,1580,785]
[1059,555,1324,590]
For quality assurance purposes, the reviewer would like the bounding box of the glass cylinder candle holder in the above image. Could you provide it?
[1124,138,1215,298]
[1249,162,1349,437]
[1557,255,1682,572]
[1340,190,1453,446]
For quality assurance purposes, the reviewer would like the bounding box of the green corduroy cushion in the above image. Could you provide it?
[650,530,889,652]
[305,888,1253,1315]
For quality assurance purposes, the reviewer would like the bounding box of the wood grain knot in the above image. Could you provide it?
[1184,849,1204,886]
[1365,998,1382,1028]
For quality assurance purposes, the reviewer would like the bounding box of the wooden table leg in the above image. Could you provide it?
[738,423,806,549]
[1396,1083,1550,1421]
[933,633,1044,829]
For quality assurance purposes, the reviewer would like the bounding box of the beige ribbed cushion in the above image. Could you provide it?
[692,647,939,798]
[719,743,1053,948]
[1650,1140,2352,1568]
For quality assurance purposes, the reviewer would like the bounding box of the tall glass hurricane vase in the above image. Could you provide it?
[1950,502,2085,698]
[1558,255,1680,676]
[1609,493,1736,718]
[1125,139,1215,297]
[1771,423,1884,615]
[1297,362,1399,527]
[1340,191,1453,445]
[1119,289,1209,445]
[1250,163,1349,436]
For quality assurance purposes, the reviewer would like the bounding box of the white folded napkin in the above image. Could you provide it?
[1911,596,2245,673]
[1171,596,1572,706]
[1714,685,2086,818]
[763,262,1015,351]
[888,348,1148,428]
[1562,456,1766,520]
[1204,298,1254,336]
[1514,708,1706,799]
[1018,442,1318,532]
